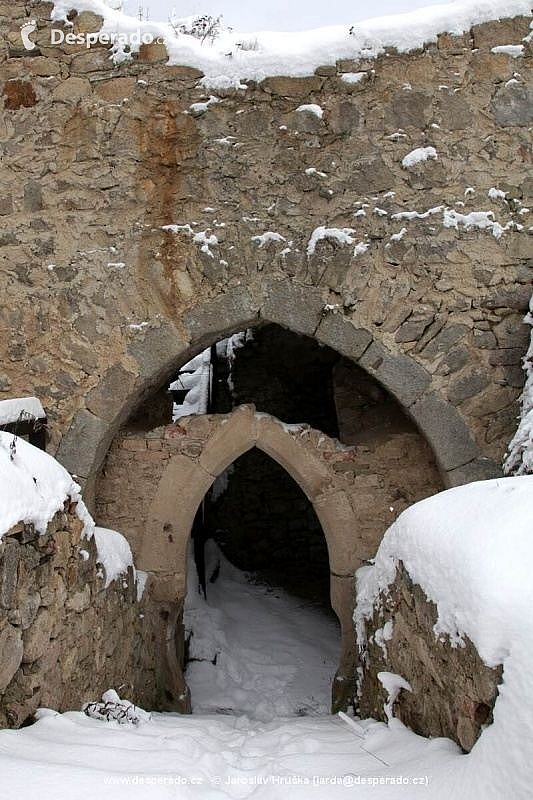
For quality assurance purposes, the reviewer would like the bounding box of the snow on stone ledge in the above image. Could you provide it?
[401,146,438,169]
[93,526,135,587]
[355,475,533,796]
[51,0,533,85]
[0,397,45,426]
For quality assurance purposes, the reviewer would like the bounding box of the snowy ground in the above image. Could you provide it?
[1,480,532,797]
[184,542,340,719]
[0,545,460,799]
[0,709,459,799]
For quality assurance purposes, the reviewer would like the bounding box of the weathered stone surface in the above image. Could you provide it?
[260,75,324,96]
[492,85,533,128]
[447,370,490,405]
[55,409,109,478]
[316,315,372,360]
[52,76,92,104]
[86,365,137,423]
[0,506,163,727]
[359,564,502,752]
[0,8,529,481]
[22,608,53,662]
[446,457,502,486]
[183,288,259,351]
[261,281,325,336]
[411,393,480,473]
[359,343,431,408]
[0,626,23,692]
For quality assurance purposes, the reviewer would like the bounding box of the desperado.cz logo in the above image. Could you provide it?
[50,29,166,47]
[18,19,165,50]
[20,20,37,50]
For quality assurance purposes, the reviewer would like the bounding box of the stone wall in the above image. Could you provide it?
[0,502,160,727]
[0,3,532,500]
[358,563,502,752]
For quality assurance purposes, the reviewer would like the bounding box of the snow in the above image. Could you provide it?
[193,230,218,258]
[51,0,533,86]
[185,542,340,719]
[356,474,533,799]
[390,227,408,242]
[0,431,84,538]
[93,526,135,587]
[443,208,507,238]
[401,146,438,169]
[491,44,525,57]
[307,226,355,255]
[171,347,212,419]
[189,95,220,114]
[4,478,533,796]
[0,397,45,426]
[136,570,149,600]
[354,241,370,256]
[391,205,444,221]
[0,434,144,596]
[377,672,412,723]
[161,223,194,234]
[504,294,533,475]
[251,231,286,247]
[305,167,327,177]
[295,103,323,118]
[341,71,367,84]
[0,703,461,799]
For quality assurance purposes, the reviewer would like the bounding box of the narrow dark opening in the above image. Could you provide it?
[204,448,331,610]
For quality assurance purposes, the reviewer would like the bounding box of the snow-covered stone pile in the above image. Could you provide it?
[356,474,533,798]
[0,432,152,727]
[0,431,134,584]
[504,294,533,475]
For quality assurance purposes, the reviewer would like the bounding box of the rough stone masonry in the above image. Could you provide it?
[0,1,532,734]
[0,3,531,501]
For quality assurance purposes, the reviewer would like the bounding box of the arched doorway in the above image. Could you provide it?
[57,279,496,513]
[184,447,340,719]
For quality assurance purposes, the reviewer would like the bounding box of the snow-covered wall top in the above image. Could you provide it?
[0,397,45,426]
[0,433,134,587]
[50,0,533,84]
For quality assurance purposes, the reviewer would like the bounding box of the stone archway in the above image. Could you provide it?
[56,279,500,512]
[97,405,378,712]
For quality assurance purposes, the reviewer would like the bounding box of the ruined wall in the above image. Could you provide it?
[1,3,532,500]
[0,503,160,727]
[96,408,440,583]
[358,564,502,752]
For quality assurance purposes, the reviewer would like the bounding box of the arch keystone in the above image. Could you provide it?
[199,404,258,476]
